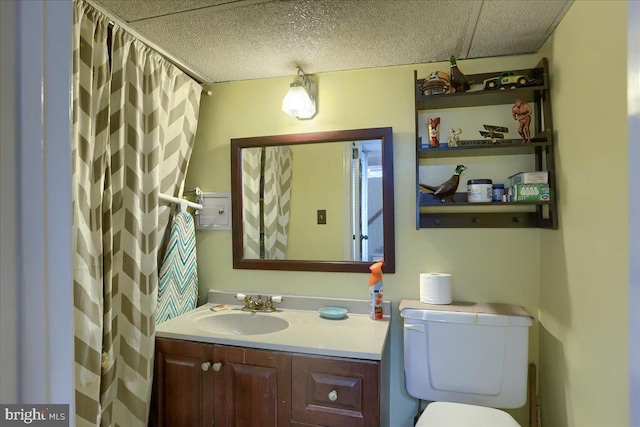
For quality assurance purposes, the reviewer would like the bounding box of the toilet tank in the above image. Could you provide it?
[401,304,533,409]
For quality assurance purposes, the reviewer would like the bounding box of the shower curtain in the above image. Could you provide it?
[263,146,292,260]
[241,146,292,259]
[72,1,201,425]
[241,147,263,259]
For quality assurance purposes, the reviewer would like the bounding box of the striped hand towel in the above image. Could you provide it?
[157,211,198,324]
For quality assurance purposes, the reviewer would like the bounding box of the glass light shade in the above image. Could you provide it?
[282,83,316,119]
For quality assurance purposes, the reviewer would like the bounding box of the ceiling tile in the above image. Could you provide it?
[91,0,226,22]
[130,0,474,82]
[468,0,570,58]
[91,0,573,83]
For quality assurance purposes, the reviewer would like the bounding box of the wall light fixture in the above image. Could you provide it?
[282,67,317,119]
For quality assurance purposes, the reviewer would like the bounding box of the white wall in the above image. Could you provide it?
[0,0,74,412]
[1,0,19,403]
[628,2,640,425]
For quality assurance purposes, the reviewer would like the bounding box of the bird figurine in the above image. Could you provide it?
[420,164,467,203]
[449,56,471,93]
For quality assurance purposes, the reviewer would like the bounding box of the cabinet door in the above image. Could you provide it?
[151,338,214,427]
[291,354,380,427]
[213,345,292,427]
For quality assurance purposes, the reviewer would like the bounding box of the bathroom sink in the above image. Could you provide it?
[193,312,289,336]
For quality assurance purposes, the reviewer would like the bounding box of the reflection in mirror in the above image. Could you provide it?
[231,128,395,273]
[349,140,384,262]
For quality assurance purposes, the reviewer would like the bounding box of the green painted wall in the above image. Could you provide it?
[187,54,543,425]
[538,1,629,426]
[186,3,631,425]
[287,142,345,260]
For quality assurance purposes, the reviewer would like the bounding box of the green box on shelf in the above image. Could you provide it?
[509,183,551,201]
[507,171,549,187]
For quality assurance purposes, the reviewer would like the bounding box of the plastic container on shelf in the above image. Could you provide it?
[492,184,505,202]
[467,179,492,203]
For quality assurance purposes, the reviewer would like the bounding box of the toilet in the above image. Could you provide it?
[400,300,534,426]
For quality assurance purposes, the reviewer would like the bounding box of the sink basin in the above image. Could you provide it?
[193,312,289,336]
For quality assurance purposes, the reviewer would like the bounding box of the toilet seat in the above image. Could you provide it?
[416,402,521,427]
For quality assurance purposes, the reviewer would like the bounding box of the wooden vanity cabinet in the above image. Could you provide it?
[213,345,292,427]
[151,338,383,427]
[152,338,292,427]
[151,338,214,427]
[291,354,381,427]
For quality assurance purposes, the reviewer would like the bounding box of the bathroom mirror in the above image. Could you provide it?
[231,127,395,273]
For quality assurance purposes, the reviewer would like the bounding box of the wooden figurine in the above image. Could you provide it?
[448,128,462,147]
[512,98,532,142]
[419,164,467,203]
[428,117,441,148]
[479,125,508,144]
[449,56,471,93]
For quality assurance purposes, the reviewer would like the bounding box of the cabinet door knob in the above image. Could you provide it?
[328,390,338,401]
[202,362,222,371]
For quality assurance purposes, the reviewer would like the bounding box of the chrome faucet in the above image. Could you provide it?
[235,293,283,312]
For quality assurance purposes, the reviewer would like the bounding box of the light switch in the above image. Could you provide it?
[317,209,326,225]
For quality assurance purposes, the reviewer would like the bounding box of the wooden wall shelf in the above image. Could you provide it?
[414,57,558,229]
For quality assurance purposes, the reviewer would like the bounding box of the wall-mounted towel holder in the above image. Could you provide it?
[159,187,204,212]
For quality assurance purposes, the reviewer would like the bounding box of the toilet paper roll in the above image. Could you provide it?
[420,273,452,305]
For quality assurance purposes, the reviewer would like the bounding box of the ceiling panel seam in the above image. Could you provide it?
[128,0,273,24]
[91,0,572,83]
[534,0,574,51]
[461,0,484,59]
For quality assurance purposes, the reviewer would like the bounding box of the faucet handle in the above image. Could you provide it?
[264,295,284,312]
[236,293,256,311]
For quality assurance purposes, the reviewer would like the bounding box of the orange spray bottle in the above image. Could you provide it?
[368,260,384,320]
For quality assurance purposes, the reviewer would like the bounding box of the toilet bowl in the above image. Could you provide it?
[399,300,534,427]
[416,402,520,427]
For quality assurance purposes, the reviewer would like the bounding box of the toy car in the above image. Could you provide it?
[483,72,536,90]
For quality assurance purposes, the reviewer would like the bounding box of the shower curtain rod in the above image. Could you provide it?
[86,0,211,87]
[159,192,203,211]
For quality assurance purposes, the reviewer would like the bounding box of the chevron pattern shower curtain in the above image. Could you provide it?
[241,147,292,260]
[72,1,201,425]
[263,146,293,260]
[241,147,263,259]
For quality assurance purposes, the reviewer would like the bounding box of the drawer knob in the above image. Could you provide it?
[202,362,222,371]
[328,390,338,401]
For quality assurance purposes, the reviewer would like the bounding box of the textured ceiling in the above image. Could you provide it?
[89,0,573,84]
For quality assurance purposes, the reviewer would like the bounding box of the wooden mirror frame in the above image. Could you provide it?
[231,127,395,273]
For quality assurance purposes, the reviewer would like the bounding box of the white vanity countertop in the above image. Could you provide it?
[155,303,390,360]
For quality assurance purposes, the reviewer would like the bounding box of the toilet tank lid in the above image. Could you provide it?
[399,300,533,327]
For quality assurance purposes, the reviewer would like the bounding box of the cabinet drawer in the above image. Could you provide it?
[291,354,380,427]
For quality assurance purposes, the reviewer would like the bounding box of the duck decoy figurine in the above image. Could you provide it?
[449,56,471,93]
[420,164,467,203]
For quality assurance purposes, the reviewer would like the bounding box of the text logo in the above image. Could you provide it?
[0,405,68,426]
